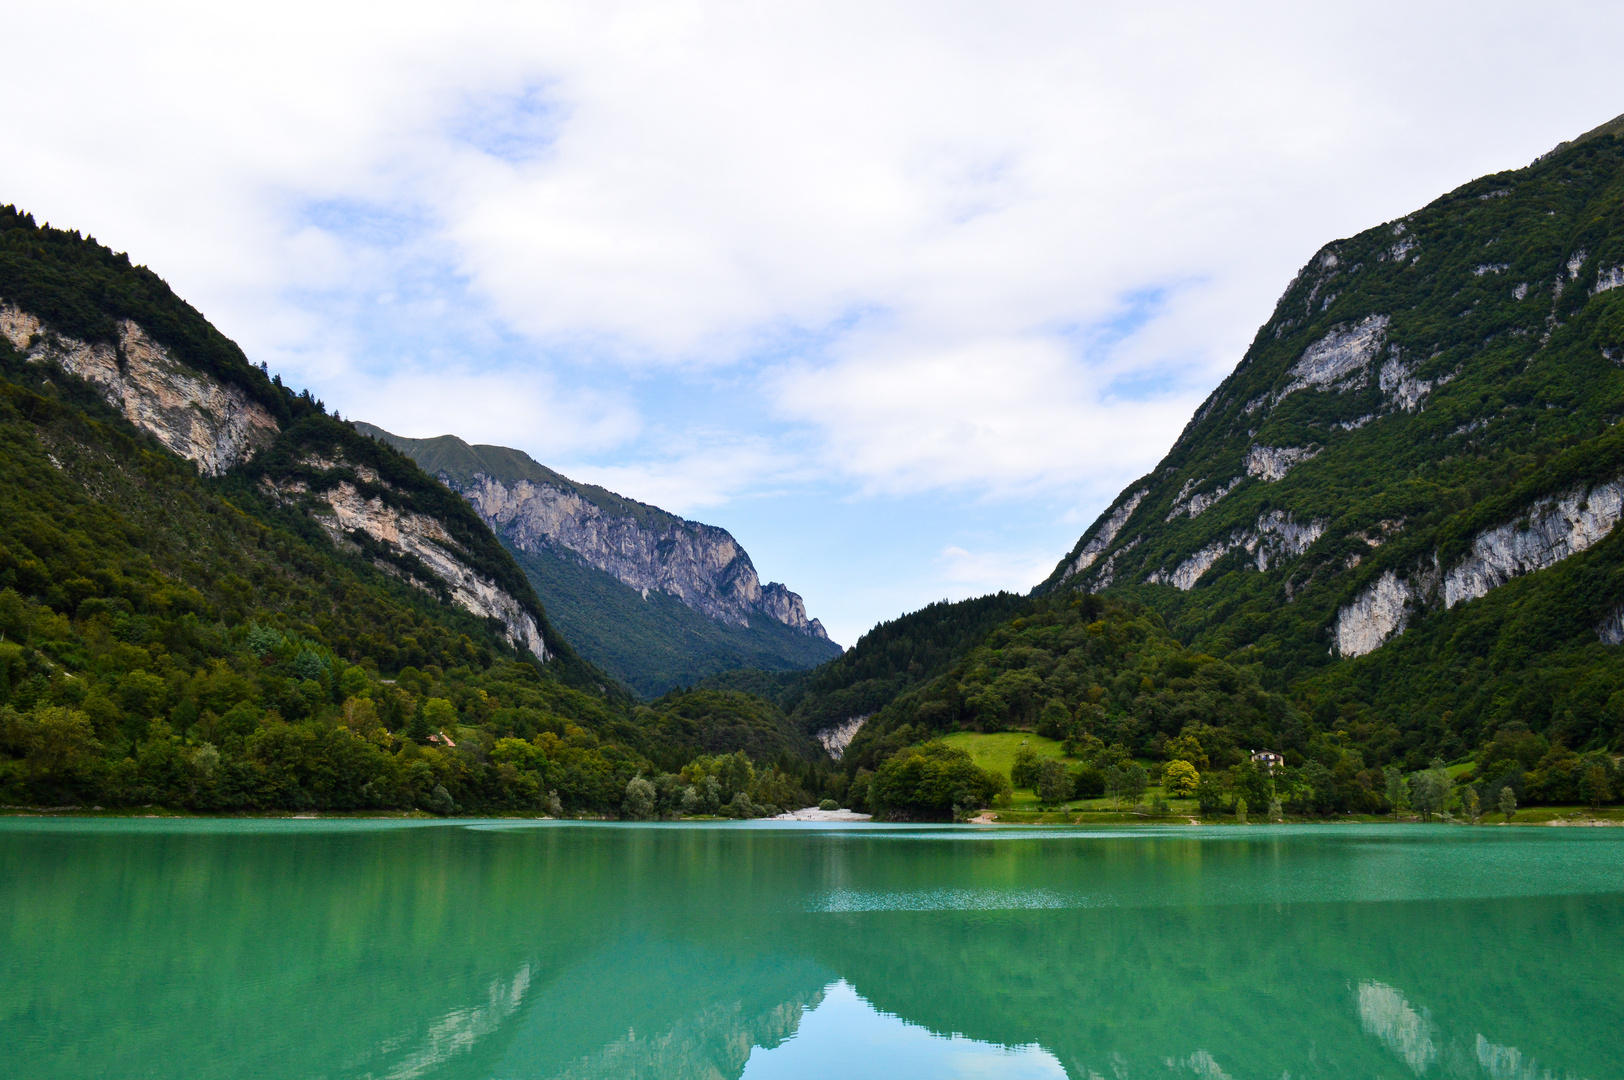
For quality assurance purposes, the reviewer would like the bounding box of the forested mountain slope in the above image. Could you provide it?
[1023,122,1624,769]
[357,425,839,697]
[0,206,825,815]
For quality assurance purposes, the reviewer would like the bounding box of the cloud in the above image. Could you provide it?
[937,546,1059,594]
[774,330,1203,498]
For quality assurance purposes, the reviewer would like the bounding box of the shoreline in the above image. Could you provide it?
[4,805,1621,826]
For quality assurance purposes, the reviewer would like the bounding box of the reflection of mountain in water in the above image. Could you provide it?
[482,938,830,1080]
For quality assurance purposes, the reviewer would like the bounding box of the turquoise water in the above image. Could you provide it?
[2,820,1621,1080]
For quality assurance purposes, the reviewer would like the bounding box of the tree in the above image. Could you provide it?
[1235,795,1249,824]
[1036,698,1072,740]
[1166,732,1208,769]
[1120,762,1149,804]
[1010,744,1041,789]
[868,742,1002,820]
[1498,785,1517,823]
[623,776,657,820]
[1581,763,1612,810]
[1268,797,1284,823]
[1195,776,1224,814]
[1163,759,1199,796]
[1385,766,1411,817]
[425,698,459,737]
[1036,756,1072,806]
[1462,786,1480,824]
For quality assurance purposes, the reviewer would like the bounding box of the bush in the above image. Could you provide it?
[818,798,838,811]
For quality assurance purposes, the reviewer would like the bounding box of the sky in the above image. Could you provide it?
[3,1,1623,647]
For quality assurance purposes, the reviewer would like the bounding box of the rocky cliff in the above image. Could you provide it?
[261,454,550,663]
[1,302,279,474]
[357,425,839,696]
[449,468,826,637]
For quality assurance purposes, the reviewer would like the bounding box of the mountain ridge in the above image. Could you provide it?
[357,424,840,697]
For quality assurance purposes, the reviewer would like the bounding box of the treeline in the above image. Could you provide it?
[828,593,1624,814]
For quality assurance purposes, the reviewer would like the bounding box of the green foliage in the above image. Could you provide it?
[1035,756,1072,806]
[1164,759,1200,796]
[867,741,1003,821]
[770,593,1031,732]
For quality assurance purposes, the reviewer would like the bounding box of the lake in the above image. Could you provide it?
[2,820,1620,1080]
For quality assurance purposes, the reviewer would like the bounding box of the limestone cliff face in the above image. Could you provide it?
[1333,478,1624,658]
[355,431,833,641]
[458,472,827,637]
[264,458,550,663]
[1,303,279,474]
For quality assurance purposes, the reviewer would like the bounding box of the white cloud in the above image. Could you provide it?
[937,546,1058,594]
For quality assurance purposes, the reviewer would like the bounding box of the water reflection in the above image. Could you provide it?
[740,981,1067,1079]
[1,821,1620,1080]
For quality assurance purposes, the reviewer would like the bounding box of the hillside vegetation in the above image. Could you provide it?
[0,209,826,816]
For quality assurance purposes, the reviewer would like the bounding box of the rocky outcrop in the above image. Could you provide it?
[1166,478,1239,520]
[1334,571,1416,658]
[1148,511,1325,591]
[1246,444,1319,482]
[1442,479,1624,608]
[816,715,868,760]
[264,462,550,662]
[1063,489,1146,578]
[448,472,828,638]
[1,303,279,474]
[1336,478,1624,657]
[1279,315,1389,400]
[1378,350,1441,412]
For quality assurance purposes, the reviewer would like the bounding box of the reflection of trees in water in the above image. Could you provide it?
[795,893,1618,1080]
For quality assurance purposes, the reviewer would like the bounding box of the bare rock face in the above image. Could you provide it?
[816,715,868,760]
[453,472,829,639]
[1335,571,1416,658]
[1336,478,1624,657]
[1064,489,1147,578]
[1443,480,1624,609]
[1246,444,1319,482]
[265,462,550,663]
[1,304,279,475]
[1279,315,1389,400]
[1147,511,1326,592]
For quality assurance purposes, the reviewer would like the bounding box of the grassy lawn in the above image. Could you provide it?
[941,731,1069,776]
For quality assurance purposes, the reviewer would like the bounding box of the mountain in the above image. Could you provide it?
[1030,116,1624,757]
[355,425,841,697]
[0,204,830,815]
[818,118,1624,810]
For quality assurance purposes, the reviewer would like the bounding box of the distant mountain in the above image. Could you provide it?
[356,425,841,697]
